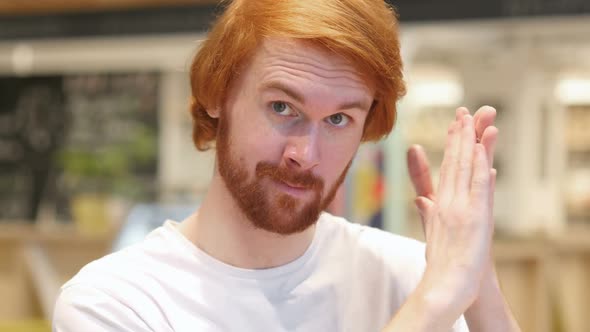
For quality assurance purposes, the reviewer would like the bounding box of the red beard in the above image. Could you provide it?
[216,112,350,235]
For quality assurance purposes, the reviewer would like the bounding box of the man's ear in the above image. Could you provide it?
[206,108,221,119]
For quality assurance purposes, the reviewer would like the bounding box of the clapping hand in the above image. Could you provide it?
[406,106,499,314]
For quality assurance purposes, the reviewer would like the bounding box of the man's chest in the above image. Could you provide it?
[153,273,396,332]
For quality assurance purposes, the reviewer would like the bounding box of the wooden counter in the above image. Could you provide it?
[0,222,113,322]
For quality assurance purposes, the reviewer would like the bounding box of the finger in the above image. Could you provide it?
[438,120,462,205]
[456,114,476,198]
[473,106,497,142]
[470,144,491,211]
[414,196,435,238]
[462,106,498,165]
[480,126,498,168]
[407,145,435,200]
[489,168,497,238]
[414,197,427,235]
[456,107,469,121]
[489,168,497,215]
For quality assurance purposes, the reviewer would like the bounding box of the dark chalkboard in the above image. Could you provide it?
[0,76,65,220]
[0,72,159,222]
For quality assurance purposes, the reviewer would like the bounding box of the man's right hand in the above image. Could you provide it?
[415,112,494,315]
[383,109,496,331]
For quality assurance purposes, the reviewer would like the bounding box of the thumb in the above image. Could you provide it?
[414,196,435,236]
[414,196,434,217]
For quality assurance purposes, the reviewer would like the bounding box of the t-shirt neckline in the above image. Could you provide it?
[162,214,326,280]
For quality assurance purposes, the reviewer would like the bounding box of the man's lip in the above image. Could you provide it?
[281,180,307,190]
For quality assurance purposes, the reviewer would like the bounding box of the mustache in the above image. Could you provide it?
[255,162,324,191]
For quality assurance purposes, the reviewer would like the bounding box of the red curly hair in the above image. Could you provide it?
[189,0,406,151]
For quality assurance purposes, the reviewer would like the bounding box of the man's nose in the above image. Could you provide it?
[282,127,321,171]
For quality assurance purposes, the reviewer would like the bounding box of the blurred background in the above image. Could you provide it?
[0,1,589,331]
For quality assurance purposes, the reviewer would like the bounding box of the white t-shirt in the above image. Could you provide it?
[53,212,468,332]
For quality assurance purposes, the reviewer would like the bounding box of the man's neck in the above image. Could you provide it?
[179,173,316,269]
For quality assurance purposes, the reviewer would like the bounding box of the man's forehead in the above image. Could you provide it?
[249,38,373,93]
[254,38,356,71]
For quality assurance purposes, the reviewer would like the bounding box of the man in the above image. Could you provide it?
[53,0,521,331]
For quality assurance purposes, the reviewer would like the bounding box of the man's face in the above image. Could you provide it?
[215,38,373,235]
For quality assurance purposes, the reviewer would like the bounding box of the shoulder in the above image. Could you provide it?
[63,228,164,290]
[320,212,425,260]
[64,221,184,288]
[53,282,155,331]
[54,224,181,331]
[320,213,427,284]
[61,245,150,295]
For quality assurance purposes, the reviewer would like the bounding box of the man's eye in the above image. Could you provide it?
[271,102,295,116]
[327,113,350,127]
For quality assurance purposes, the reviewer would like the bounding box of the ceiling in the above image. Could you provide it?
[0,0,218,15]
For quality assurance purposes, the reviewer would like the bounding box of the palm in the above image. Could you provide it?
[405,106,500,309]
[407,106,498,220]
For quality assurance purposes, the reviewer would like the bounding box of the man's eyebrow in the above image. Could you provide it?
[261,81,306,105]
[260,81,371,112]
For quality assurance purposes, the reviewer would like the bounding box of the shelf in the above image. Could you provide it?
[0,222,114,246]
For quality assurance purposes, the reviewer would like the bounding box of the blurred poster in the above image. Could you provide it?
[346,144,385,229]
